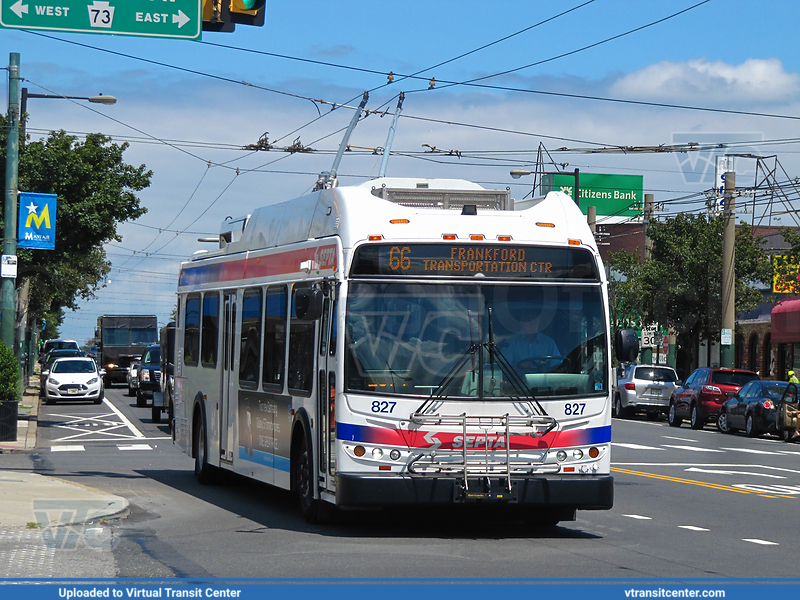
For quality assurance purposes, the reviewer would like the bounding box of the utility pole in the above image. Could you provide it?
[2,53,20,355]
[720,171,736,368]
[640,193,655,364]
[643,193,654,258]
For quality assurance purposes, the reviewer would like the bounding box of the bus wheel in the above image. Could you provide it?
[293,433,319,523]
[193,411,216,485]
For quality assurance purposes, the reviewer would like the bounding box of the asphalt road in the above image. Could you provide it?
[4,385,800,580]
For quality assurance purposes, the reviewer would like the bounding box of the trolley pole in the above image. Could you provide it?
[720,171,736,368]
[2,53,20,356]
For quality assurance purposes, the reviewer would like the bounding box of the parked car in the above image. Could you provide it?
[38,339,80,362]
[126,360,141,397]
[717,380,792,437]
[614,363,681,420]
[41,357,105,405]
[668,367,759,429]
[136,344,161,409]
[39,349,86,394]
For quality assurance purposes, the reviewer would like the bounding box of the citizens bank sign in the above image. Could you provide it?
[541,173,643,217]
[18,191,57,250]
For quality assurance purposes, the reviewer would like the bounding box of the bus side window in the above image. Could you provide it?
[184,295,200,367]
[263,285,287,392]
[202,292,220,368]
[240,288,262,388]
[288,284,315,396]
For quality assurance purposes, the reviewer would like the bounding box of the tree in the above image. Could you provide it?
[0,121,152,330]
[611,213,772,376]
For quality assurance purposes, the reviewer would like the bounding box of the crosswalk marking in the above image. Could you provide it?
[51,445,85,452]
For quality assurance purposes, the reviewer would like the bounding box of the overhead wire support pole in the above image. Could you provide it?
[3,53,21,358]
[315,91,369,190]
[720,171,736,368]
[378,92,404,178]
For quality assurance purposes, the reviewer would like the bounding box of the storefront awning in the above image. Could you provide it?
[771,299,800,344]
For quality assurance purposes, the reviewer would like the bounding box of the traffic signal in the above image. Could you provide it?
[202,0,266,32]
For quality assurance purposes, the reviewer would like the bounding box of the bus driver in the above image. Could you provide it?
[498,314,561,372]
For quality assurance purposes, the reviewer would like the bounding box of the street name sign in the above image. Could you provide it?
[0,0,202,40]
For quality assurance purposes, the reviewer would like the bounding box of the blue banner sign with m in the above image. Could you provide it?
[18,191,57,250]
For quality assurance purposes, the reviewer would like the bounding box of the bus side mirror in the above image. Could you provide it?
[295,288,324,320]
[615,329,639,363]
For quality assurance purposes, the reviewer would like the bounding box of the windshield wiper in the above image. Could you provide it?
[415,309,548,417]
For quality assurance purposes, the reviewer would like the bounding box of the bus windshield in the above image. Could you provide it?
[345,281,607,399]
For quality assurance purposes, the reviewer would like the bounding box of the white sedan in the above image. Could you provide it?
[42,357,106,405]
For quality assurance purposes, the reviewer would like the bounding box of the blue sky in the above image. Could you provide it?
[4,0,800,344]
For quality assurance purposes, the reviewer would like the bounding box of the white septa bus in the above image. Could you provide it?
[174,177,615,525]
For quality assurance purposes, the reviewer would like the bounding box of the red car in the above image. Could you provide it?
[668,367,759,430]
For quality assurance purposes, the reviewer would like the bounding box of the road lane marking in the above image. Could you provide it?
[102,398,146,439]
[678,526,710,531]
[612,443,664,450]
[622,514,652,520]
[118,444,152,451]
[685,467,786,479]
[661,436,700,442]
[51,445,85,452]
[662,445,725,452]
[733,483,800,495]
[743,539,778,545]
[611,467,794,498]
[719,447,781,455]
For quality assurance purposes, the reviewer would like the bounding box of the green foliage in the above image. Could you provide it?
[0,120,152,328]
[611,213,772,370]
[0,341,20,402]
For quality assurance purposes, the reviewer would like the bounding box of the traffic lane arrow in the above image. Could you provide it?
[10,0,28,18]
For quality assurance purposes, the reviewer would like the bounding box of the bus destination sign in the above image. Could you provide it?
[351,244,599,280]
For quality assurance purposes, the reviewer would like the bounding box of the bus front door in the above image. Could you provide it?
[317,293,337,493]
[220,292,237,463]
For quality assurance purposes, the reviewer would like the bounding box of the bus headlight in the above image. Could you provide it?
[573,449,583,460]
[372,448,383,459]
[389,449,401,461]
[556,451,567,462]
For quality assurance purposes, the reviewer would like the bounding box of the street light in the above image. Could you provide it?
[20,88,117,138]
[510,169,532,179]
[21,88,117,113]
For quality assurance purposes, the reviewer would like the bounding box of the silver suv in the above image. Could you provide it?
[614,363,681,420]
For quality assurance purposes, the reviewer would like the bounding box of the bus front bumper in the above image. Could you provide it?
[335,473,613,509]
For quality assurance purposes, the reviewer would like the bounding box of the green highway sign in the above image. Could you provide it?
[0,0,202,40]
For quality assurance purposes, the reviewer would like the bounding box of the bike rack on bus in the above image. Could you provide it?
[407,411,559,498]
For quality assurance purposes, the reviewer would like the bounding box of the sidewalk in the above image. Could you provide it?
[0,376,129,530]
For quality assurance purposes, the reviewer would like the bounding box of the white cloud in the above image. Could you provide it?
[610,58,800,104]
